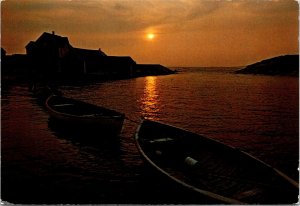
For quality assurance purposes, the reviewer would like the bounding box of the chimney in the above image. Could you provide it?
[52,31,55,35]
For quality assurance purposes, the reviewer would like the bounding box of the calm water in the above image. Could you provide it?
[2,68,299,204]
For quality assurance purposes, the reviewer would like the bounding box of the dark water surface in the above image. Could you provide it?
[2,68,298,204]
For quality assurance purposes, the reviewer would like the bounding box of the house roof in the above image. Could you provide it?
[1,47,6,56]
[37,32,70,46]
[26,32,70,49]
[25,41,36,49]
[74,47,107,58]
[103,56,136,64]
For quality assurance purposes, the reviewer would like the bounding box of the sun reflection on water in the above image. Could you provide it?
[140,76,160,119]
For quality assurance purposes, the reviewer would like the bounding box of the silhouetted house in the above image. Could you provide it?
[1,47,7,74]
[1,47,6,59]
[1,48,7,73]
[98,56,136,77]
[26,31,75,77]
[73,48,107,74]
[2,54,31,76]
[2,47,30,75]
[72,49,136,77]
[25,31,137,79]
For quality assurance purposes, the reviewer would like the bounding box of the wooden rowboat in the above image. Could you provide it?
[134,119,298,204]
[45,95,125,136]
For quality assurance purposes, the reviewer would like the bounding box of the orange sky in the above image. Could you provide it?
[1,0,299,67]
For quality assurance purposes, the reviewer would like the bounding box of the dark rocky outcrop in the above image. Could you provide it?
[135,64,175,76]
[236,55,299,76]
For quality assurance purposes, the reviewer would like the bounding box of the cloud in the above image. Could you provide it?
[1,0,227,35]
[3,0,298,31]
[184,0,224,20]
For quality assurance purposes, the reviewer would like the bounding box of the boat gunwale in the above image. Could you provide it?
[45,95,125,120]
[134,118,299,204]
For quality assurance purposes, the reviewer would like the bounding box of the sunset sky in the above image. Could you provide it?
[1,0,299,67]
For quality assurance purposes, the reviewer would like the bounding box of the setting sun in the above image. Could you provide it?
[147,33,155,40]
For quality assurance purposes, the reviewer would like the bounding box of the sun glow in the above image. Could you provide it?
[147,33,155,40]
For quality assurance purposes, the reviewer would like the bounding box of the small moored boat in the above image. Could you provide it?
[134,119,298,204]
[45,95,125,136]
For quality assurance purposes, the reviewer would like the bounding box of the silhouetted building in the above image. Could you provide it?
[26,32,74,77]
[1,47,6,59]
[98,56,136,77]
[25,32,136,79]
[73,48,107,74]
[3,54,31,75]
[2,47,31,76]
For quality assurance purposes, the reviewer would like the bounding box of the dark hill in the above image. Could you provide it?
[135,64,175,76]
[236,55,299,76]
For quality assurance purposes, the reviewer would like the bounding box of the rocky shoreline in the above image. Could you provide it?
[235,55,299,76]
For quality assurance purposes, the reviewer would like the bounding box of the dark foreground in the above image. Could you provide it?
[2,68,298,204]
